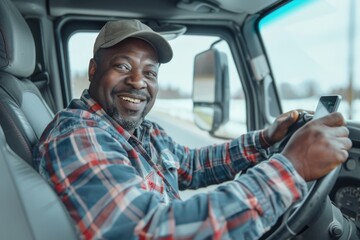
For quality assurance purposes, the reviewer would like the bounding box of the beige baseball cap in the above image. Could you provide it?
[93,19,173,63]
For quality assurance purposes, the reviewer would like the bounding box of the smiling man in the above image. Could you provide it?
[88,37,159,133]
[33,19,351,240]
[87,20,170,134]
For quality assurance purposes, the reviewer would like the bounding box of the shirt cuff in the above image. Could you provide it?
[271,153,308,198]
[253,130,272,159]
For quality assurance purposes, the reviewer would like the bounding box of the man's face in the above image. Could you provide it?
[88,38,160,134]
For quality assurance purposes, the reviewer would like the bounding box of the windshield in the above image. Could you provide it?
[259,0,360,119]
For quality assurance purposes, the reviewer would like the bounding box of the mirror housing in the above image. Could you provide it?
[192,48,230,133]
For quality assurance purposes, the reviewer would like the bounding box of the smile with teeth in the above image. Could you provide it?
[121,96,141,103]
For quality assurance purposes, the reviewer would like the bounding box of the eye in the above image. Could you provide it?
[115,63,131,71]
[145,71,157,80]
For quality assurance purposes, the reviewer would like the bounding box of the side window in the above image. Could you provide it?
[68,32,97,98]
[68,33,246,140]
[259,0,360,120]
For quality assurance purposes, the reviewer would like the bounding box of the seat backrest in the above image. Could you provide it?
[0,0,54,165]
[0,124,78,240]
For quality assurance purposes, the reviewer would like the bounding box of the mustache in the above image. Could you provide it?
[111,89,151,101]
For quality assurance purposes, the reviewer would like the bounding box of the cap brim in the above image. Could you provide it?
[100,30,173,63]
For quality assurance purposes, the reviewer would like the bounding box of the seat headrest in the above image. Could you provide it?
[0,0,35,78]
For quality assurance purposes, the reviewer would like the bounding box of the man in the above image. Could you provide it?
[33,19,352,239]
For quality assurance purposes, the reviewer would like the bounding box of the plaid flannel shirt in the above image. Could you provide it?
[33,90,307,240]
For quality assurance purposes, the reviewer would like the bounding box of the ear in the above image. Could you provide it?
[88,58,97,82]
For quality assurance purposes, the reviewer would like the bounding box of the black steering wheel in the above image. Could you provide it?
[264,113,341,239]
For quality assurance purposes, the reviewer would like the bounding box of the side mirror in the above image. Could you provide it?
[192,48,230,133]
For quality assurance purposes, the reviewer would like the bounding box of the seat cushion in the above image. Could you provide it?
[0,126,78,240]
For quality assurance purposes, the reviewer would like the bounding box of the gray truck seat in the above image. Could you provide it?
[0,1,78,238]
[0,0,54,165]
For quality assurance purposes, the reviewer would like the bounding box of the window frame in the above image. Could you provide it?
[56,17,254,138]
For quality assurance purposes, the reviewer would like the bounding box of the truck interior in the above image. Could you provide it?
[0,0,360,239]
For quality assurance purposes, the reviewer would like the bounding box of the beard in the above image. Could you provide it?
[107,89,152,132]
[108,106,146,132]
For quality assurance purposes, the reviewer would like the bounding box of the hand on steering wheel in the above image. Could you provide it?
[261,110,313,149]
[265,112,352,239]
[283,112,351,181]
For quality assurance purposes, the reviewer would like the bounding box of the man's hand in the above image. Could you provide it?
[262,110,309,147]
[282,112,352,181]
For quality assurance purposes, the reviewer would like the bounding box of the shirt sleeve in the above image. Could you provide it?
[36,124,307,240]
[163,128,274,190]
[136,154,307,240]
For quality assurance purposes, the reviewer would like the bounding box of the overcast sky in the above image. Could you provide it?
[260,0,360,92]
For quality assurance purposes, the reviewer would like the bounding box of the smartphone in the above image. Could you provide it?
[313,95,342,120]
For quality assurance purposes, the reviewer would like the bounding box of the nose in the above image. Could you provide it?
[125,70,146,89]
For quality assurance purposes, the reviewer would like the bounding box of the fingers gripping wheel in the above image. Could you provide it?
[274,112,313,152]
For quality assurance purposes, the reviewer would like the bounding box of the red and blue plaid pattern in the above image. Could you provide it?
[33,90,307,240]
